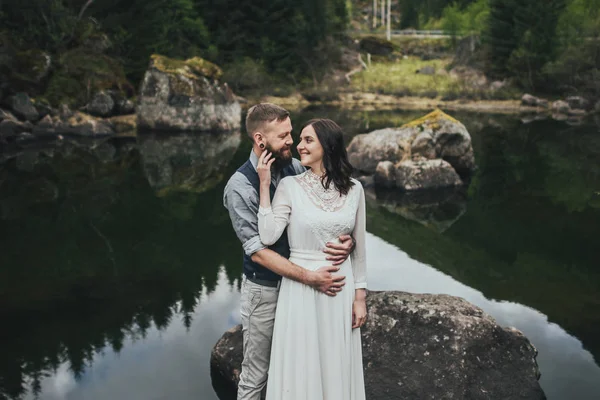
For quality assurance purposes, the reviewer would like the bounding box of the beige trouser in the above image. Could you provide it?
[237,276,280,400]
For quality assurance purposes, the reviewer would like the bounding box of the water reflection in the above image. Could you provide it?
[367,187,467,232]
[138,131,241,196]
[20,269,239,400]
[366,234,600,400]
[1,110,599,400]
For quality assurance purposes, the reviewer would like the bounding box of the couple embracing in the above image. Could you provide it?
[224,103,367,400]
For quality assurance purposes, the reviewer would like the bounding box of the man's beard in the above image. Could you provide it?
[265,144,293,170]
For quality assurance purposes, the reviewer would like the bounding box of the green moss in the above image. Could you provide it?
[150,54,222,81]
[401,109,461,130]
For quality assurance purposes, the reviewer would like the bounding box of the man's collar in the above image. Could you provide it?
[249,150,260,171]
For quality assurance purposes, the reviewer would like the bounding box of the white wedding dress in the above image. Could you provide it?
[258,170,367,400]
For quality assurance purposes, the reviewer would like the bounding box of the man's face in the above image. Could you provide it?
[263,117,293,169]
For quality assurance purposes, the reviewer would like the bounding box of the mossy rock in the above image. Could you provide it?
[401,109,461,131]
[44,48,132,107]
[359,36,395,56]
[150,54,222,81]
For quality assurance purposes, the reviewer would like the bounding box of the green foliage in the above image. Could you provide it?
[44,48,129,106]
[485,0,567,90]
[398,0,481,29]
[438,0,489,38]
[544,0,600,97]
[222,58,272,94]
[1,0,349,102]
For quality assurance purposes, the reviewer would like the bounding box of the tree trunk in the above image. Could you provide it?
[386,0,391,40]
[381,0,384,27]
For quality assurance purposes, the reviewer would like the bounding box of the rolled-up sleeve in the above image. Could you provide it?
[223,173,265,256]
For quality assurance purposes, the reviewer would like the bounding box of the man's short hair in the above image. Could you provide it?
[245,103,290,138]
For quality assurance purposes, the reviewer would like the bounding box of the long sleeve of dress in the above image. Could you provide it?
[257,177,292,245]
[351,184,367,289]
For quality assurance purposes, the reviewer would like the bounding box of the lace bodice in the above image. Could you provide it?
[296,170,348,212]
[257,171,367,289]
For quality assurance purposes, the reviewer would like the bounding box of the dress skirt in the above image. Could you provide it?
[265,249,366,400]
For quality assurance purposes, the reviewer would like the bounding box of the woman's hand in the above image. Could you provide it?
[352,295,367,329]
[257,150,275,188]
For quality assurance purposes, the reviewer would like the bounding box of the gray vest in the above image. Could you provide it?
[237,160,297,281]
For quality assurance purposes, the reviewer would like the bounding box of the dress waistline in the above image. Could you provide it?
[289,249,329,261]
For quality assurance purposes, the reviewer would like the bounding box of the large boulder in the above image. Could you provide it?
[375,159,463,191]
[137,54,241,132]
[210,291,545,400]
[347,110,475,190]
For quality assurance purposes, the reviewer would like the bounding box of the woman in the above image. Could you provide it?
[256,118,367,400]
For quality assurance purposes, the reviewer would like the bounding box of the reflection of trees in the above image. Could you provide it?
[0,134,245,400]
[365,117,600,362]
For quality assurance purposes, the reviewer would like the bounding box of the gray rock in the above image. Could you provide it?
[0,119,32,138]
[521,94,540,107]
[58,104,73,121]
[490,80,506,91]
[566,96,589,110]
[34,100,53,119]
[595,100,600,114]
[347,129,412,174]
[137,55,241,132]
[87,91,115,117]
[10,92,39,122]
[375,159,463,191]
[116,98,135,115]
[0,108,17,122]
[346,110,475,181]
[210,291,545,400]
[411,131,436,159]
[416,65,436,75]
[552,100,570,115]
[33,112,115,137]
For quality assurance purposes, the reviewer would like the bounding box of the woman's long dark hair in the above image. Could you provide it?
[303,118,355,196]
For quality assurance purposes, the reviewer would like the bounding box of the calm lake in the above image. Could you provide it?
[1,107,599,400]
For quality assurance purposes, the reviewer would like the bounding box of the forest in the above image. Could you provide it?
[0,0,598,106]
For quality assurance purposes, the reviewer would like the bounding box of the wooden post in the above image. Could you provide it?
[386,0,391,40]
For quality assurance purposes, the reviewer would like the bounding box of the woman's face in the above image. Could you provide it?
[297,124,324,169]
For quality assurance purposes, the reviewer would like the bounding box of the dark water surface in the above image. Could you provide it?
[1,108,599,400]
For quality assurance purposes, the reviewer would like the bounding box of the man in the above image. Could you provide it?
[224,103,354,400]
